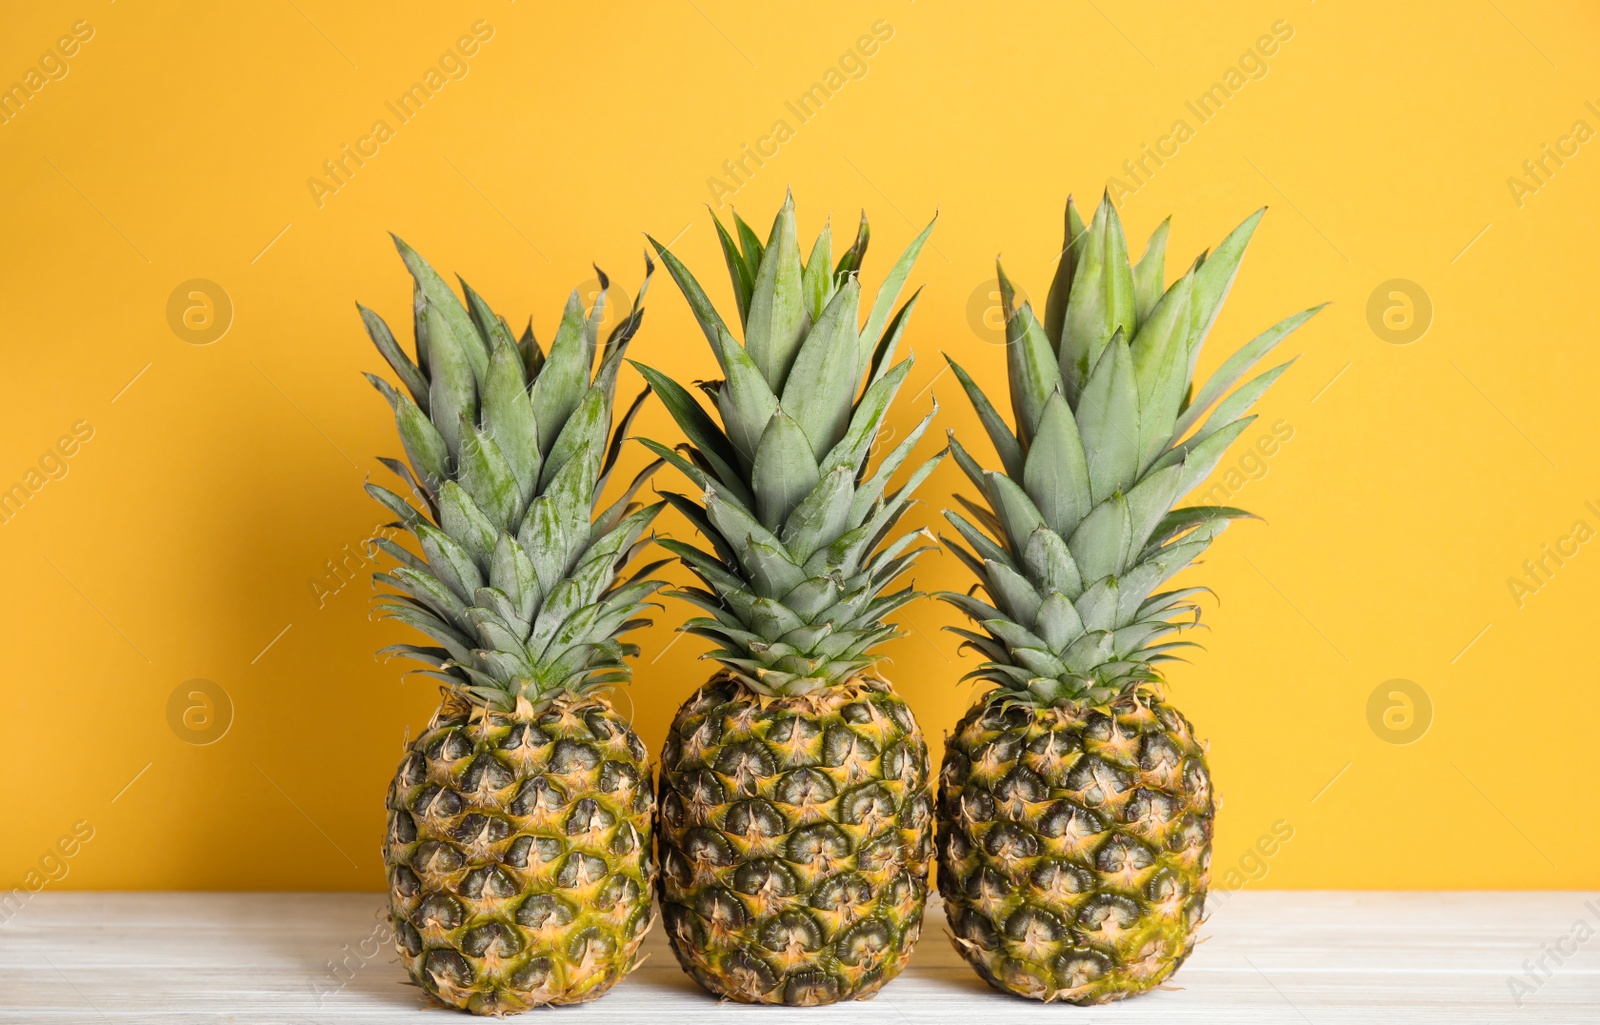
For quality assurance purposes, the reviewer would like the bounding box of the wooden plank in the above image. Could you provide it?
[0,892,1596,1022]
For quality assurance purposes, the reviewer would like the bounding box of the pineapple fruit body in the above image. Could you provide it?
[937,690,1211,1003]
[639,194,944,1003]
[935,196,1321,1001]
[657,674,933,1004]
[385,691,654,1012]
[360,241,667,1013]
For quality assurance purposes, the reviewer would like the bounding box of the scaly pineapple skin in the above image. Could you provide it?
[657,675,933,1005]
[936,689,1212,1004]
[384,690,654,1014]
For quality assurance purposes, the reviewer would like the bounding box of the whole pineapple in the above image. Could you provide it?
[360,239,667,1014]
[936,196,1323,1003]
[637,193,944,1005]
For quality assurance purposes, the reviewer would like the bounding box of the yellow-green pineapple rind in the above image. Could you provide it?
[936,690,1211,1004]
[385,691,654,1013]
[657,675,933,1005]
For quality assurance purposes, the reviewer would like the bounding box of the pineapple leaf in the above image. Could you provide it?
[1061,630,1116,674]
[745,192,806,392]
[865,286,923,389]
[391,235,488,385]
[529,291,590,458]
[1176,305,1322,436]
[413,522,485,605]
[482,343,540,513]
[1132,218,1171,326]
[375,602,474,663]
[710,210,755,326]
[742,537,807,599]
[458,279,519,356]
[632,361,744,490]
[942,510,1012,569]
[712,324,780,466]
[1074,576,1120,632]
[437,482,498,571]
[734,212,766,276]
[1123,463,1184,556]
[1034,592,1086,652]
[801,220,834,324]
[1042,195,1087,355]
[1130,270,1195,468]
[834,210,869,281]
[1059,197,1136,404]
[1168,416,1256,498]
[486,530,544,620]
[1023,390,1092,538]
[1067,492,1131,583]
[358,303,429,413]
[822,358,911,477]
[1145,506,1257,551]
[1183,208,1265,381]
[947,356,1023,479]
[1001,286,1058,444]
[858,213,935,375]
[985,472,1047,553]
[1076,333,1140,504]
[581,269,609,369]
[421,300,477,461]
[752,409,821,531]
[1022,526,1083,600]
[781,465,854,565]
[984,559,1042,626]
[780,276,861,457]
[366,375,449,494]
[646,235,732,355]
[365,481,426,528]
[539,386,607,493]
[456,416,520,531]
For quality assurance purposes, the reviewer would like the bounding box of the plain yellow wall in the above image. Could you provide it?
[2,1,1596,893]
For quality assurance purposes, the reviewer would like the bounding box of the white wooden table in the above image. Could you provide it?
[2,892,1596,1022]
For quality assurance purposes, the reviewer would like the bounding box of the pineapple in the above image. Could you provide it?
[360,238,667,1014]
[636,193,944,1005]
[936,196,1323,1003]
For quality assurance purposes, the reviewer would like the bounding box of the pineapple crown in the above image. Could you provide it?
[940,194,1325,708]
[635,191,946,697]
[359,236,668,711]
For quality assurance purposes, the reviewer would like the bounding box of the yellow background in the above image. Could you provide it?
[3,1,1596,892]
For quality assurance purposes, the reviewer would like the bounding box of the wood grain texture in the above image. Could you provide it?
[1,892,1597,1022]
